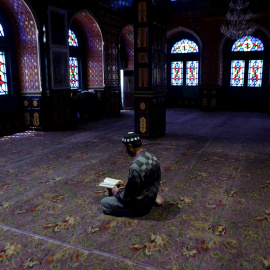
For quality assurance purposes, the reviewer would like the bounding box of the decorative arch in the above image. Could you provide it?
[119,24,134,70]
[230,36,265,87]
[71,11,104,89]
[171,39,199,54]
[166,27,202,105]
[232,36,264,52]
[167,26,203,49]
[167,27,202,84]
[0,0,41,94]
[219,25,270,86]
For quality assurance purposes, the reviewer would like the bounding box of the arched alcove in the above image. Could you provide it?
[0,0,41,94]
[221,29,270,110]
[166,27,202,107]
[70,11,104,89]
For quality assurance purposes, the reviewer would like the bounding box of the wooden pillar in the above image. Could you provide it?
[134,0,167,138]
[40,6,72,131]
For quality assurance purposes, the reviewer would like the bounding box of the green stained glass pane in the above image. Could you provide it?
[230,60,245,87]
[0,51,8,95]
[69,57,79,89]
[247,60,263,87]
[0,24,4,37]
[186,61,198,86]
[232,36,264,52]
[171,39,199,54]
[68,29,78,47]
[171,61,183,85]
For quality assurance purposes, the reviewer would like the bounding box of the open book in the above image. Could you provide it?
[98,177,123,189]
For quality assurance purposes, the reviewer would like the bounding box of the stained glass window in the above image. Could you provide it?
[247,60,263,87]
[232,36,264,52]
[0,51,8,95]
[69,57,79,89]
[171,39,199,54]
[0,24,4,37]
[230,60,245,87]
[111,0,133,8]
[186,61,199,86]
[171,61,183,86]
[68,29,78,47]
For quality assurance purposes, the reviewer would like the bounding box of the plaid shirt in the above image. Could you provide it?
[115,149,161,209]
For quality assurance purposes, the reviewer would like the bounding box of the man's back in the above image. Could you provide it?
[120,150,161,206]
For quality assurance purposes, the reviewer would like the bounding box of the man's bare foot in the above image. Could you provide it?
[155,194,164,206]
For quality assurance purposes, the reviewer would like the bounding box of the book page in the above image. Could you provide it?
[99,182,115,188]
[103,177,122,184]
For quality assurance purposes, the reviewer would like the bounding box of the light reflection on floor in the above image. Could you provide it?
[0,130,37,140]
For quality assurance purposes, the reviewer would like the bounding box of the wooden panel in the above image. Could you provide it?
[22,96,42,130]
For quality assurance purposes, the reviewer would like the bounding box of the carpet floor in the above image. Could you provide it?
[0,108,270,270]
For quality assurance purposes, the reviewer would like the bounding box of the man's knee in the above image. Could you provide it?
[101,197,111,209]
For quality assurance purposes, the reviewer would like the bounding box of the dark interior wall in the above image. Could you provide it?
[0,0,134,135]
[167,8,270,86]
[167,15,225,87]
[25,0,133,90]
[1,0,270,136]
[165,1,270,110]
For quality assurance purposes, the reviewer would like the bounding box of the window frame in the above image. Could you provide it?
[223,32,270,105]
[68,28,82,90]
[169,38,200,88]
[230,50,265,88]
[229,36,265,89]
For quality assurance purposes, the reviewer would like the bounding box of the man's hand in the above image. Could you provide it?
[117,180,125,188]
[112,181,125,194]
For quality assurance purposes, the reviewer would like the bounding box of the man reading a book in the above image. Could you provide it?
[101,132,164,217]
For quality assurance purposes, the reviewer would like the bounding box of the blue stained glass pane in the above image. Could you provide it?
[0,51,8,95]
[247,60,263,87]
[171,39,199,54]
[186,61,198,86]
[0,24,4,37]
[232,36,264,52]
[171,61,183,86]
[68,29,78,47]
[111,0,133,8]
[69,57,79,89]
[230,60,245,87]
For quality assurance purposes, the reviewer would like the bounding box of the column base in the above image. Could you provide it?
[134,94,166,138]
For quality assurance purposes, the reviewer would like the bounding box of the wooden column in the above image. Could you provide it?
[134,0,167,138]
[40,6,72,131]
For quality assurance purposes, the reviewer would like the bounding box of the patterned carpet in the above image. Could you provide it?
[0,108,270,270]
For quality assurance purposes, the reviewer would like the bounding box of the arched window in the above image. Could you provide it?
[170,39,199,87]
[171,39,199,54]
[0,23,8,96]
[230,36,264,88]
[68,29,80,89]
[222,32,270,110]
[232,36,264,52]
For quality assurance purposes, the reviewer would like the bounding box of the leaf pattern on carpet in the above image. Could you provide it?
[0,109,270,269]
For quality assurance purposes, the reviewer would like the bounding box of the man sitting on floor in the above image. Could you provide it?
[101,132,164,217]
